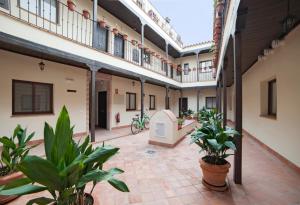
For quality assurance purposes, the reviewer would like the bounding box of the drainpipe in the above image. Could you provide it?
[140,77,146,119]
[165,41,169,77]
[165,85,170,109]
[92,0,98,47]
[140,20,146,67]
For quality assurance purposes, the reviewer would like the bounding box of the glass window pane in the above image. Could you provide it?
[41,0,57,22]
[126,94,130,110]
[130,94,135,109]
[34,84,51,112]
[20,0,38,14]
[14,82,33,113]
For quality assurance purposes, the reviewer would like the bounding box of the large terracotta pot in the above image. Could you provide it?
[67,0,76,11]
[199,158,230,190]
[0,172,24,204]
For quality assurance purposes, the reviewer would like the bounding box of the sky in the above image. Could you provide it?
[150,0,214,46]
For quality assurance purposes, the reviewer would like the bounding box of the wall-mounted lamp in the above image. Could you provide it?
[39,60,45,71]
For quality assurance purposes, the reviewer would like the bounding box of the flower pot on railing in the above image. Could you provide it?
[112,28,119,35]
[98,20,106,28]
[123,34,128,40]
[215,18,222,28]
[67,0,76,11]
[82,9,90,19]
[131,40,138,46]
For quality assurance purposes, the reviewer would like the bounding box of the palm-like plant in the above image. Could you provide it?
[0,125,35,176]
[0,106,129,205]
[192,108,239,165]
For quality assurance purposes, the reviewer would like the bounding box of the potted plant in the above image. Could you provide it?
[0,125,36,204]
[0,107,129,204]
[67,0,76,11]
[131,39,138,46]
[184,109,194,120]
[191,108,239,191]
[98,19,106,28]
[177,118,184,130]
[82,9,90,19]
[123,34,128,40]
[112,28,119,35]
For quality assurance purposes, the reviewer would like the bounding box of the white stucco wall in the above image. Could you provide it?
[0,50,88,140]
[241,26,300,167]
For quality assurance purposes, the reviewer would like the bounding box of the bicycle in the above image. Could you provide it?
[131,113,150,135]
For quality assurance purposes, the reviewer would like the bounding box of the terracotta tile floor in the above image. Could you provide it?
[9,130,300,205]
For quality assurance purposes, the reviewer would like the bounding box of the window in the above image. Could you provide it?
[176,65,181,76]
[0,0,9,9]
[19,0,58,23]
[205,97,216,109]
[149,95,155,110]
[95,25,108,52]
[12,80,53,115]
[183,63,189,75]
[114,34,124,58]
[199,60,212,71]
[132,48,139,63]
[268,79,277,116]
[143,51,151,64]
[126,92,136,111]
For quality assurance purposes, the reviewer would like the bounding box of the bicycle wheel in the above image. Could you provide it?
[131,120,140,135]
[144,118,150,129]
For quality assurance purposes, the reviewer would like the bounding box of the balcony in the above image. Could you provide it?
[0,0,214,83]
[132,0,183,47]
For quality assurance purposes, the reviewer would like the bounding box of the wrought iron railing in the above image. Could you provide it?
[0,0,214,83]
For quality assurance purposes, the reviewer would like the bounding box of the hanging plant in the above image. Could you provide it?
[82,9,90,19]
[131,39,138,46]
[112,28,119,35]
[98,20,106,28]
[67,0,76,11]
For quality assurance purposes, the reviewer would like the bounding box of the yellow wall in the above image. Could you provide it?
[0,50,88,140]
[241,26,300,167]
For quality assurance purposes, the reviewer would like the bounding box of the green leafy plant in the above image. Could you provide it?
[0,106,129,204]
[177,118,184,126]
[183,109,194,118]
[191,108,239,165]
[0,125,35,176]
[198,107,221,124]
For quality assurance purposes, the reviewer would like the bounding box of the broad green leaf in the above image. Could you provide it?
[26,197,55,205]
[0,184,47,196]
[17,156,63,191]
[108,178,129,192]
[44,122,55,161]
[83,146,119,165]
[2,177,32,190]
[0,136,16,149]
[224,141,236,150]
[207,139,222,151]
